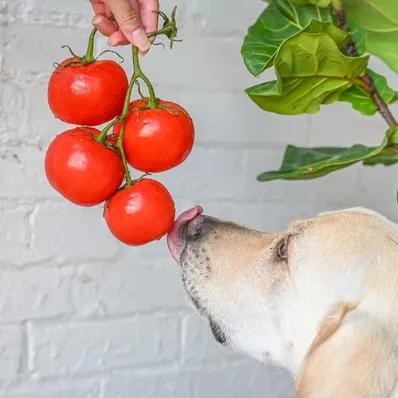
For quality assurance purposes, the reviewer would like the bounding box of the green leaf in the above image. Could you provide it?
[241,0,335,76]
[350,28,367,55]
[363,149,398,166]
[386,126,398,146]
[292,0,331,6]
[246,32,368,115]
[247,78,349,114]
[258,128,397,181]
[258,145,381,180]
[344,0,398,73]
[339,70,397,115]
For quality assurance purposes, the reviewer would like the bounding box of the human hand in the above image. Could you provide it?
[90,0,159,52]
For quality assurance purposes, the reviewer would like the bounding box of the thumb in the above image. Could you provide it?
[106,0,151,52]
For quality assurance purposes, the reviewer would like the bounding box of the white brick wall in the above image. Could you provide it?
[1,0,398,396]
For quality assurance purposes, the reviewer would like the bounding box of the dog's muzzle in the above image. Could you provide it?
[167,206,216,263]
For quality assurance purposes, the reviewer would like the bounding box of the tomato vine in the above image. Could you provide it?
[46,7,193,246]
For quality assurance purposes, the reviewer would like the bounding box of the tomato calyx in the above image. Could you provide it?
[127,98,188,117]
[53,28,124,69]
[148,6,181,49]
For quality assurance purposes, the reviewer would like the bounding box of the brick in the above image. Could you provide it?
[116,235,173,263]
[21,78,65,145]
[181,313,239,365]
[0,147,55,199]
[3,24,89,73]
[186,0,265,36]
[0,1,7,24]
[308,103,387,147]
[0,80,26,141]
[191,362,294,398]
[29,315,179,377]
[30,201,120,262]
[0,325,23,384]
[102,371,191,398]
[7,0,92,28]
[0,380,100,398]
[357,165,398,222]
[153,88,309,146]
[103,364,294,398]
[158,147,245,201]
[239,147,361,206]
[0,267,73,322]
[72,261,186,318]
[0,202,31,265]
[142,36,257,92]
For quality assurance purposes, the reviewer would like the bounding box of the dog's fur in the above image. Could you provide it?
[178,208,398,397]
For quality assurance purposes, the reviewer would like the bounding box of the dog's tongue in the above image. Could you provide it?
[167,206,203,263]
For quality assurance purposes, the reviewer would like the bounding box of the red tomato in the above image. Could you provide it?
[45,127,124,206]
[48,58,128,126]
[114,99,194,172]
[104,179,175,245]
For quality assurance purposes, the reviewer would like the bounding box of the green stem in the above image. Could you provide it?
[106,44,159,186]
[331,4,398,128]
[96,118,118,144]
[147,26,174,39]
[132,46,158,109]
[330,0,343,11]
[117,121,133,187]
[84,28,97,62]
[117,76,136,187]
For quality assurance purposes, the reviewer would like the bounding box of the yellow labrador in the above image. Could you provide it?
[168,206,398,398]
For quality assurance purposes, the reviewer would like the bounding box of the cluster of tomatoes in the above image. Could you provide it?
[45,25,194,246]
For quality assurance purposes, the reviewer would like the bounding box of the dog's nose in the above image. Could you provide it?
[182,215,216,241]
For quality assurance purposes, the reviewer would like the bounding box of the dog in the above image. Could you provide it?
[167,206,398,397]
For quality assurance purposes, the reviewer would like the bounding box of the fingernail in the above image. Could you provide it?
[92,15,104,25]
[140,48,150,56]
[131,28,151,52]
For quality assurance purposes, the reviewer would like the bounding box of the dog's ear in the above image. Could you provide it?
[296,303,396,398]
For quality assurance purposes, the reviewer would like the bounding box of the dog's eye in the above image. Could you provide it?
[276,236,289,260]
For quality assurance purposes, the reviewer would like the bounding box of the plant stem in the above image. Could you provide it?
[117,75,136,187]
[132,46,158,109]
[147,26,174,39]
[96,119,118,143]
[331,5,398,128]
[330,0,343,11]
[99,44,159,187]
[361,75,398,128]
[84,28,97,62]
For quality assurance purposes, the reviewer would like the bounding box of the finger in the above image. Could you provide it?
[90,0,106,15]
[105,0,151,52]
[107,31,130,46]
[92,14,118,37]
[138,0,159,33]
[105,4,112,17]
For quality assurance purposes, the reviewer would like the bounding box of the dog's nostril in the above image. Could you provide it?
[184,215,216,240]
